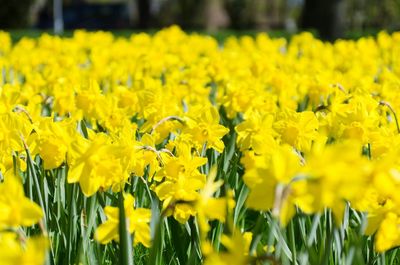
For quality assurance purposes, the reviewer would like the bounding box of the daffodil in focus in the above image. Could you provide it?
[274,109,318,152]
[153,142,207,223]
[183,105,229,153]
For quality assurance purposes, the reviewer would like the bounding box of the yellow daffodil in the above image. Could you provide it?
[0,176,43,227]
[0,233,48,265]
[95,194,151,247]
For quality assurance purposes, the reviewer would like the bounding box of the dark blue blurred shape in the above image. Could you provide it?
[37,2,130,30]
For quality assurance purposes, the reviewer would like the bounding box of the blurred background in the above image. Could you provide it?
[0,0,399,40]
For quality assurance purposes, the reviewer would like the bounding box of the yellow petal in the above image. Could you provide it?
[96,221,118,244]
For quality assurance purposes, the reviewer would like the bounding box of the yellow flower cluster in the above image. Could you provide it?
[0,155,47,264]
[2,26,400,263]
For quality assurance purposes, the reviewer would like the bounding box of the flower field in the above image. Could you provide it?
[1,26,400,265]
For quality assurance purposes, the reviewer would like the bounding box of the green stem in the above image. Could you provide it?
[380,101,400,133]
[118,192,134,265]
[249,214,264,255]
[289,221,297,265]
[25,147,47,231]
[66,183,78,265]
[149,199,164,265]
[267,214,277,254]
[367,143,371,160]
[321,211,333,265]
